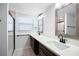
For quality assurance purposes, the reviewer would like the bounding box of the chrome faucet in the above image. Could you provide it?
[58,34,66,43]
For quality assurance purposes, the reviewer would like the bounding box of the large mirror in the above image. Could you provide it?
[56,3,79,39]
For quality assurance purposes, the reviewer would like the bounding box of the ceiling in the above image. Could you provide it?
[9,3,53,17]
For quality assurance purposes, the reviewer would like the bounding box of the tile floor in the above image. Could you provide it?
[13,48,36,56]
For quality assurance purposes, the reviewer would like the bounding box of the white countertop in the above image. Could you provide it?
[16,32,79,56]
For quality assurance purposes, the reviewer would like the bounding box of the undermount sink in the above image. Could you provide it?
[47,41,70,50]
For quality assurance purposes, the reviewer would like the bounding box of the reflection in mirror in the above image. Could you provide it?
[55,3,79,39]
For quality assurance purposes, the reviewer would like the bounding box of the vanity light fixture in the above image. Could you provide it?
[38,13,44,20]
[38,16,41,19]
[55,3,64,9]
[59,17,63,20]
[55,3,70,9]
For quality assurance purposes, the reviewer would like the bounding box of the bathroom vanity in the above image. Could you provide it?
[30,35,58,56]
[28,33,79,56]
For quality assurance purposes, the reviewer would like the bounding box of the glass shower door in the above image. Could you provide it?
[7,13,14,56]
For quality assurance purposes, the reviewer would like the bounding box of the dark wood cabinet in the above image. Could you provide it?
[30,35,58,56]
[39,42,58,56]
[30,36,34,51]
[30,36,39,55]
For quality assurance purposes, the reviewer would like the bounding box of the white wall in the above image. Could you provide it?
[43,4,56,38]
[0,3,7,56]
[33,17,38,33]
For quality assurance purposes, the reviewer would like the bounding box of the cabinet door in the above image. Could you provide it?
[30,36,34,51]
[39,42,57,56]
[30,36,39,55]
[39,48,46,56]
[34,39,39,55]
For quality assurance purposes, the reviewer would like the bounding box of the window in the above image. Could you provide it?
[17,17,33,31]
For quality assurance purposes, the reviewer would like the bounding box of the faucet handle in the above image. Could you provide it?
[63,39,68,43]
[58,34,63,40]
[58,34,67,43]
